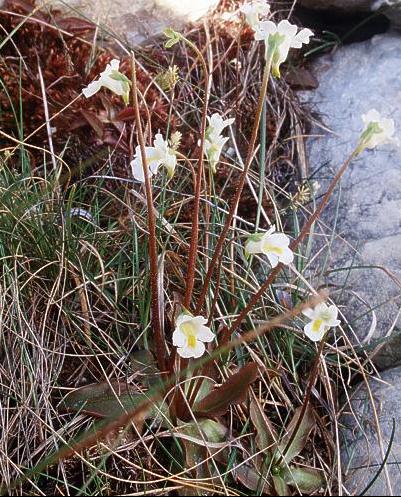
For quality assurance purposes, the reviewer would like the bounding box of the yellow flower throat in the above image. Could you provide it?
[263,242,283,255]
[181,322,197,349]
[312,319,323,332]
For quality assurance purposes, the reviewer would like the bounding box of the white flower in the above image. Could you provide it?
[245,225,294,267]
[131,133,177,182]
[204,113,234,174]
[206,113,235,141]
[254,20,313,77]
[173,313,214,359]
[302,303,340,342]
[82,59,130,104]
[360,109,397,150]
[240,0,271,30]
[204,134,229,174]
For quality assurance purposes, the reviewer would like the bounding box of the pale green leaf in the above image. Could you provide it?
[283,466,324,493]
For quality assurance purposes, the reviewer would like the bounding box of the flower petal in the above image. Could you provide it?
[110,59,120,71]
[362,109,381,125]
[176,340,206,359]
[276,40,291,66]
[280,246,294,265]
[176,313,193,327]
[277,20,298,38]
[190,315,208,327]
[131,156,147,182]
[267,232,291,247]
[82,80,102,98]
[197,326,215,343]
[253,20,277,40]
[302,307,315,319]
[102,78,125,96]
[245,238,263,255]
[192,340,206,358]
[266,252,280,268]
[291,28,313,48]
[304,322,327,342]
[314,302,329,315]
[154,133,168,154]
[172,329,187,347]
[177,346,196,358]
[327,304,338,320]
[163,152,177,178]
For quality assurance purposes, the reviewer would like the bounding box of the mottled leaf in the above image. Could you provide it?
[283,466,324,493]
[272,475,291,496]
[177,419,227,496]
[80,109,104,138]
[130,349,157,373]
[178,419,228,447]
[130,349,162,388]
[194,363,259,417]
[276,406,315,464]
[62,381,167,422]
[235,463,273,494]
[250,395,277,454]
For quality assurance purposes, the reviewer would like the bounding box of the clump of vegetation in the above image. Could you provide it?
[0,0,394,495]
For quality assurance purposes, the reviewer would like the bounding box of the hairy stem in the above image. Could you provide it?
[131,52,166,372]
[195,51,274,314]
[9,294,325,490]
[183,38,211,309]
[227,148,359,336]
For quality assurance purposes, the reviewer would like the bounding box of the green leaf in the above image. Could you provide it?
[178,418,228,446]
[272,475,291,496]
[194,363,259,417]
[250,395,277,454]
[130,349,158,373]
[275,406,315,464]
[62,381,167,422]
[188,377,214,405]
[234,463,273,494]
[129,349,163,388]
[177,419,227,496]
[282,467,324,493]
[164,27,181,48]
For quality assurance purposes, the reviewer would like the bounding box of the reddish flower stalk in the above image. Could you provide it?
[195,52,274,315]
[183,41,211,310]
[131,52,166,372]
[15,294,324,484]
[227,148,359,336]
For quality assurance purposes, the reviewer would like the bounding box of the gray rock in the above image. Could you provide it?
[36,0,218,45]
[341,365,401,495]
[380,1,401,28]
[300,33,401,369]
